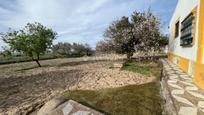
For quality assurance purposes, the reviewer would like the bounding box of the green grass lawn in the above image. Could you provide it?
[62,61,163,115]
[122,61,161,78]
[63,83,162,115]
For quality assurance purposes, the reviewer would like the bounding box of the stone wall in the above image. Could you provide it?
[160,61,177,115]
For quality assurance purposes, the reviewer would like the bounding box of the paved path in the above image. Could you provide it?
[162,59,204,115]
[37,99,104,115]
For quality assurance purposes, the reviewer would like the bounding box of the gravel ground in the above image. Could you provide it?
[0,57,154,115]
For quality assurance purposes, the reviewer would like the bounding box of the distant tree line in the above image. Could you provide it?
[96,10,168,59]
[52,42,94,57]
[0,48,12,57]
[0,22,94,67]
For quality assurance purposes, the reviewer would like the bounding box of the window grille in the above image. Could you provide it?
[180,13,194,47]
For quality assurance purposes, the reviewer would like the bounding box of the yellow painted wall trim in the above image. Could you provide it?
[196,0,204,63]
[168,53,189,73]
[193,62,204,90]
[194,0,204,91]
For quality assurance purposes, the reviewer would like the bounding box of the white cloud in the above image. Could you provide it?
[0,0,177,49]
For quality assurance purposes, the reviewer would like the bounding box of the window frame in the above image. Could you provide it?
[180,6,197,47]
[175,21,180,38]
[180,13,194,47]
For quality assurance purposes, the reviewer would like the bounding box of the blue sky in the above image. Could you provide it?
[0,0,177,50]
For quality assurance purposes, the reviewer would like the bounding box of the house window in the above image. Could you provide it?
[175,21,180,38]
[180,13,194,46]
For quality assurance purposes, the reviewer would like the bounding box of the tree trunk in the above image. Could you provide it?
[31,54,41,67]
[35,60,41,67]
[127,52,133,61]
[127,54,131,60]
[36,53,41,67]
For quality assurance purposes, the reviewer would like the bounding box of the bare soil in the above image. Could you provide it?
[0,57,154,115]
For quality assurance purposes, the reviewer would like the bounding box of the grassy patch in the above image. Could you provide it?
[63,82,162,115]
[0,54,57,65]
[122,61,161,78]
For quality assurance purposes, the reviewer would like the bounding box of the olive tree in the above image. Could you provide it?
[52,42,72,56]
[97,10,165,59]
[0,49,12,57]
[132,11,160,52]
[2,22,57,67]
[96,40,114,53]
[103,16,137,59]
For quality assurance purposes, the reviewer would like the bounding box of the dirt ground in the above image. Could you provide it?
[0,57,154,115]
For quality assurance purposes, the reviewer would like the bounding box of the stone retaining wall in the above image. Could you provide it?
[160,60,177,115]
[160,59,204,115]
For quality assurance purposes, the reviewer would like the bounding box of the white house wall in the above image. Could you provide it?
[169,0,200,62]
